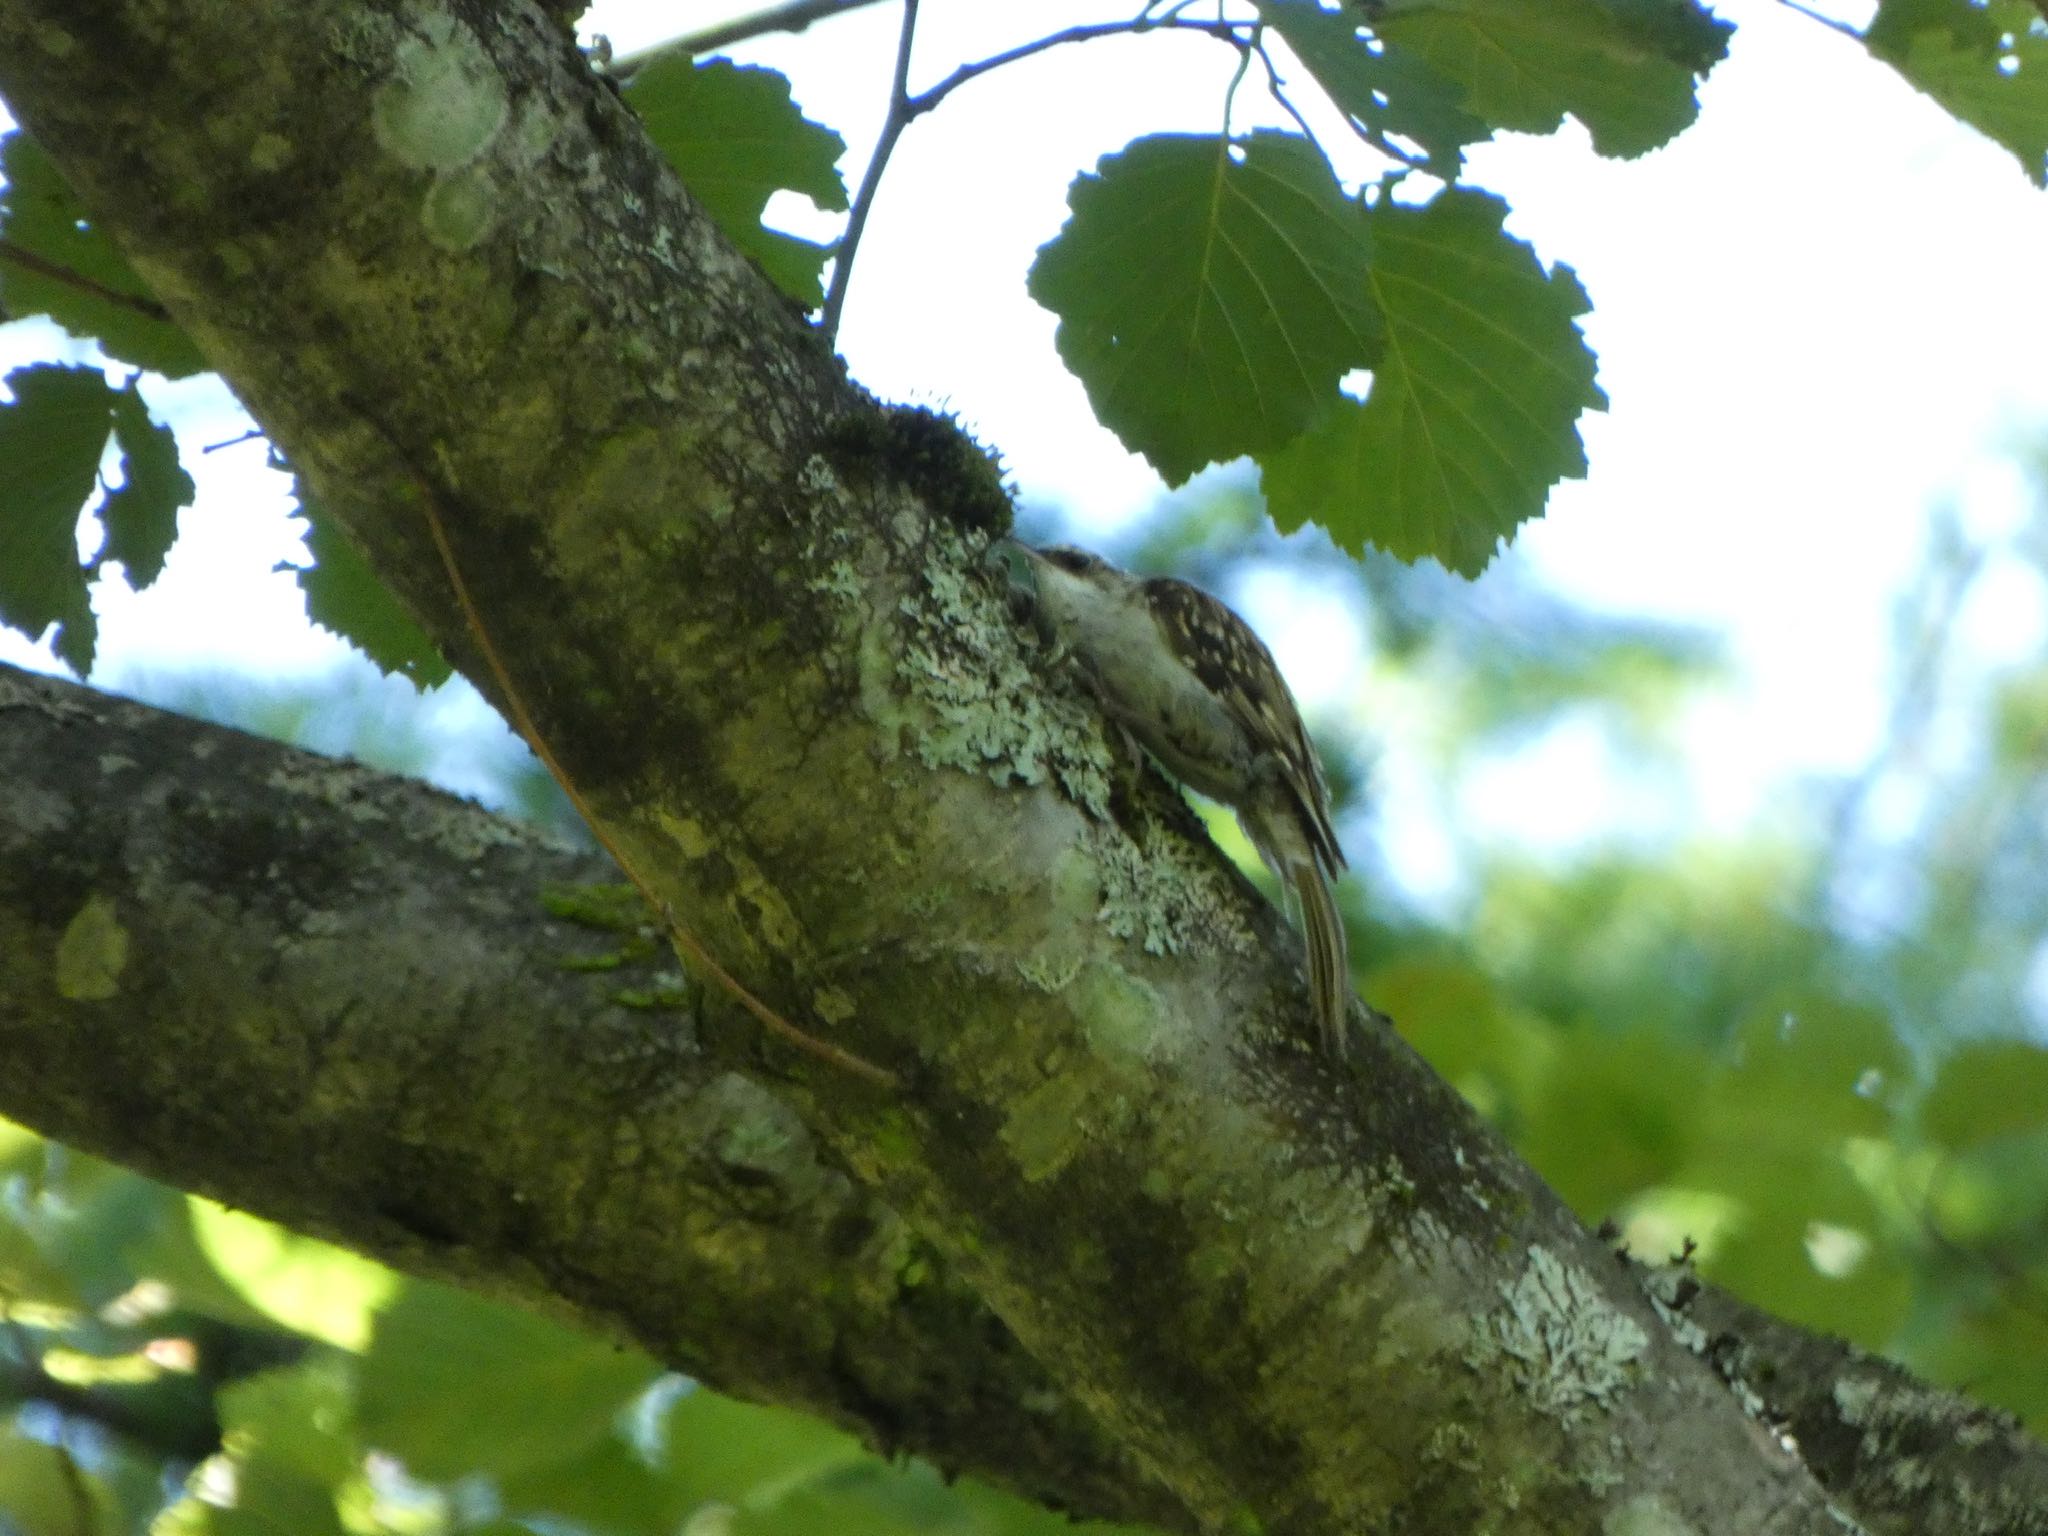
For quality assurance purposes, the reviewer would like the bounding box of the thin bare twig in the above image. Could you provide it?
[816,8,1253,339]
[1247,30,1320,146]
[1774,0,1867,41]
[821,0,922,345]
[1220,26,1257,136]
[378,443,897,1088]
[905,15,1249,119]
[611,0,890,78]
[0,238,172,322]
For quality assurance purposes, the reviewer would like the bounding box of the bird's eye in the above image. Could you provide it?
[1039,545,1104,575]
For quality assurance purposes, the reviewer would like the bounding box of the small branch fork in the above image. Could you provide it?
[820,5,1259,343]
[617,0,1433,342]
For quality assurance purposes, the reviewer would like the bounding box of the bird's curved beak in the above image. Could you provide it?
[987,536,1039,591]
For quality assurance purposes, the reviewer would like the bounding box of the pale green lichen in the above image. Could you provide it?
[1090,812,1256,961]
[1602,1495,1703,1536]
[372,17,508,173]
[422,164,498,249]
[659,812,714,860]
[1015,949,1083,995]
[885,524,1112,810]
[1478,1246,1649,1421]
[541,881,648,932]
[56,894,128,1001]
[1069,962,1168,1056]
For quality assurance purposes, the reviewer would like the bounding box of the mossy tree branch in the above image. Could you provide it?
[0,2,2004,1530]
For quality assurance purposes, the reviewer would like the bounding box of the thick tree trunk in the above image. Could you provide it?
[0,3,2031,1531]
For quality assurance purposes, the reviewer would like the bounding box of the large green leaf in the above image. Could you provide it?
[161,1361,361,1536]
[0,132,210,378]
[1256,0,1489,179]
[1710,994,1908,1142]
[1867,0,2048,187]
[1029,131,1383,485]
[1919,1038,2048,1151]
[356,1280,661,1479]
[0,1433,119,1536]
[1374,0,1731,158]
[1261,188,1602,574]
[0,364,194,673]
[1688,1150,1912,1350]
[288,482,452,687]
[103,381,193,586]
[0,364,106,672]
[627,57,847,306]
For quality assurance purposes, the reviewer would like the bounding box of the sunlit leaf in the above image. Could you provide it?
[1920,1038,2048,1151]
[357,1281,659,1479]
[1257,0,1489,178]
[1030,131,1382,484]
[1867,0,2048,186]
[1261,188,1602,574]
[1374,0,1731,158]
[287,482,452,688]
[0,132,210,377]
[628,57,847,305]
[0,1433,118,1536]
[189,1199,399,1352]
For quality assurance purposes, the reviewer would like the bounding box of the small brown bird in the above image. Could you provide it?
[1010,541,1352,1052]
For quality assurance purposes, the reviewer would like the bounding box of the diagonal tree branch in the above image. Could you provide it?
[2,662,2044,1534]
[0,2,2024,1530]
[0,660,1171,1528]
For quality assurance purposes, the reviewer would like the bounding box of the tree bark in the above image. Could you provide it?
[5,663,2046,1534]
[0,661,1168,1525]
[0,3,2029,1531]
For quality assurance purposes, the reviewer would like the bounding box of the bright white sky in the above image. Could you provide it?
[5,0,2047,900]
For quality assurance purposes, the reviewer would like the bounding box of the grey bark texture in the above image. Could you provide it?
[0,2,2036,1532]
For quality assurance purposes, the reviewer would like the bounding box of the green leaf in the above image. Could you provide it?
[0,363,112,673]
[0,364,195,672]
[659,1388,869,1512]
[188,1198,400,1352]
[1375,0,1731,158]
[356,1280,660,1479]
[1368,957,1555,1126]
[499,1430,680,1536]
[1256,0,1490,179]
[0,132,210,378]
[1029,131,1383,485]
[103,379,194,586]
[1710,994,1908,1142]
[626,57,847,306]
[1261,188,1603,574]
[1519,1030,1708,1219]
[1867,0,2048,187]
[1690,1152,1911,1349]
[1920,1038,2048,1151]
[192,1361,361,1536]
[288,483,452,687]
[0,1433,118,1536]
